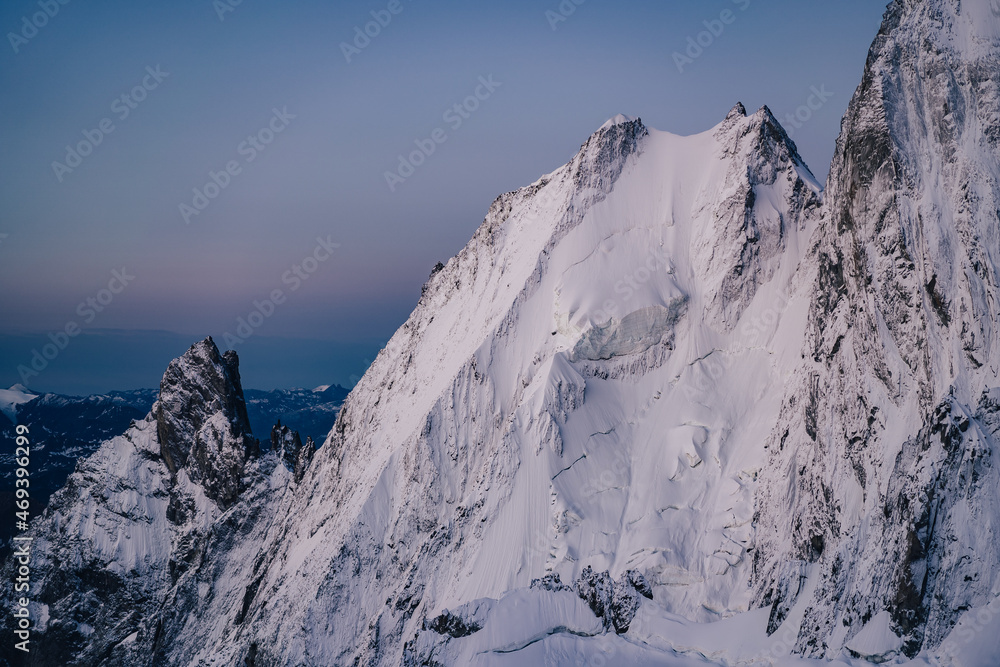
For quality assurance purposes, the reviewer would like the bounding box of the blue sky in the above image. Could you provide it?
[0,0,888,394]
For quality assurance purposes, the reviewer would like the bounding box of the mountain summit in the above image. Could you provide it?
[0,339,284,665]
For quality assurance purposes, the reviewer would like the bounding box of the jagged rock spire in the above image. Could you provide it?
[270,420,314,483]
[154,337,259,507]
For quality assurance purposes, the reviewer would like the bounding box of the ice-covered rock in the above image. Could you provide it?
[270,420,314,483]
[752,0,1000,658]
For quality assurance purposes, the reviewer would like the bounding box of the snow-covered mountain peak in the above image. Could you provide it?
[724,100,747,121]
[718,103,823,194]
[597,113,638,130]
[180,95,827,665]
[0,339,294,665]
[0,384,37,421]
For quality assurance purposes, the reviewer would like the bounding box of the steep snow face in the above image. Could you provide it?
[752,0,1000,659]
[175,104,825,666]
[15,419,182,666]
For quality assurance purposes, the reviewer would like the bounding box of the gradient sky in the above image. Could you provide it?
[0,0,888,394]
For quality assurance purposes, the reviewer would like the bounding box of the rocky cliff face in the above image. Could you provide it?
[752,0,1000,658]
[0,382,346,551]
[154,339,259,508]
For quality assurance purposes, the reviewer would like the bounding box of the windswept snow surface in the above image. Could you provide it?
[598,112,638,130]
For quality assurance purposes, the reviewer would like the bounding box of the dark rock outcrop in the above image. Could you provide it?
[574,566,652,634]
[270,421,314,483]
[0,338,276,666]
[154,338,259,508]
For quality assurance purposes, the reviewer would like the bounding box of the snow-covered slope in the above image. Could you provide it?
[6,1,1000,665]
[135,102,826,667]
[0,383,344,551]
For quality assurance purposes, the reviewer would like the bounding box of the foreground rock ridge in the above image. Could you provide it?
[4,1,1000,664]
[0,338,300,665]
